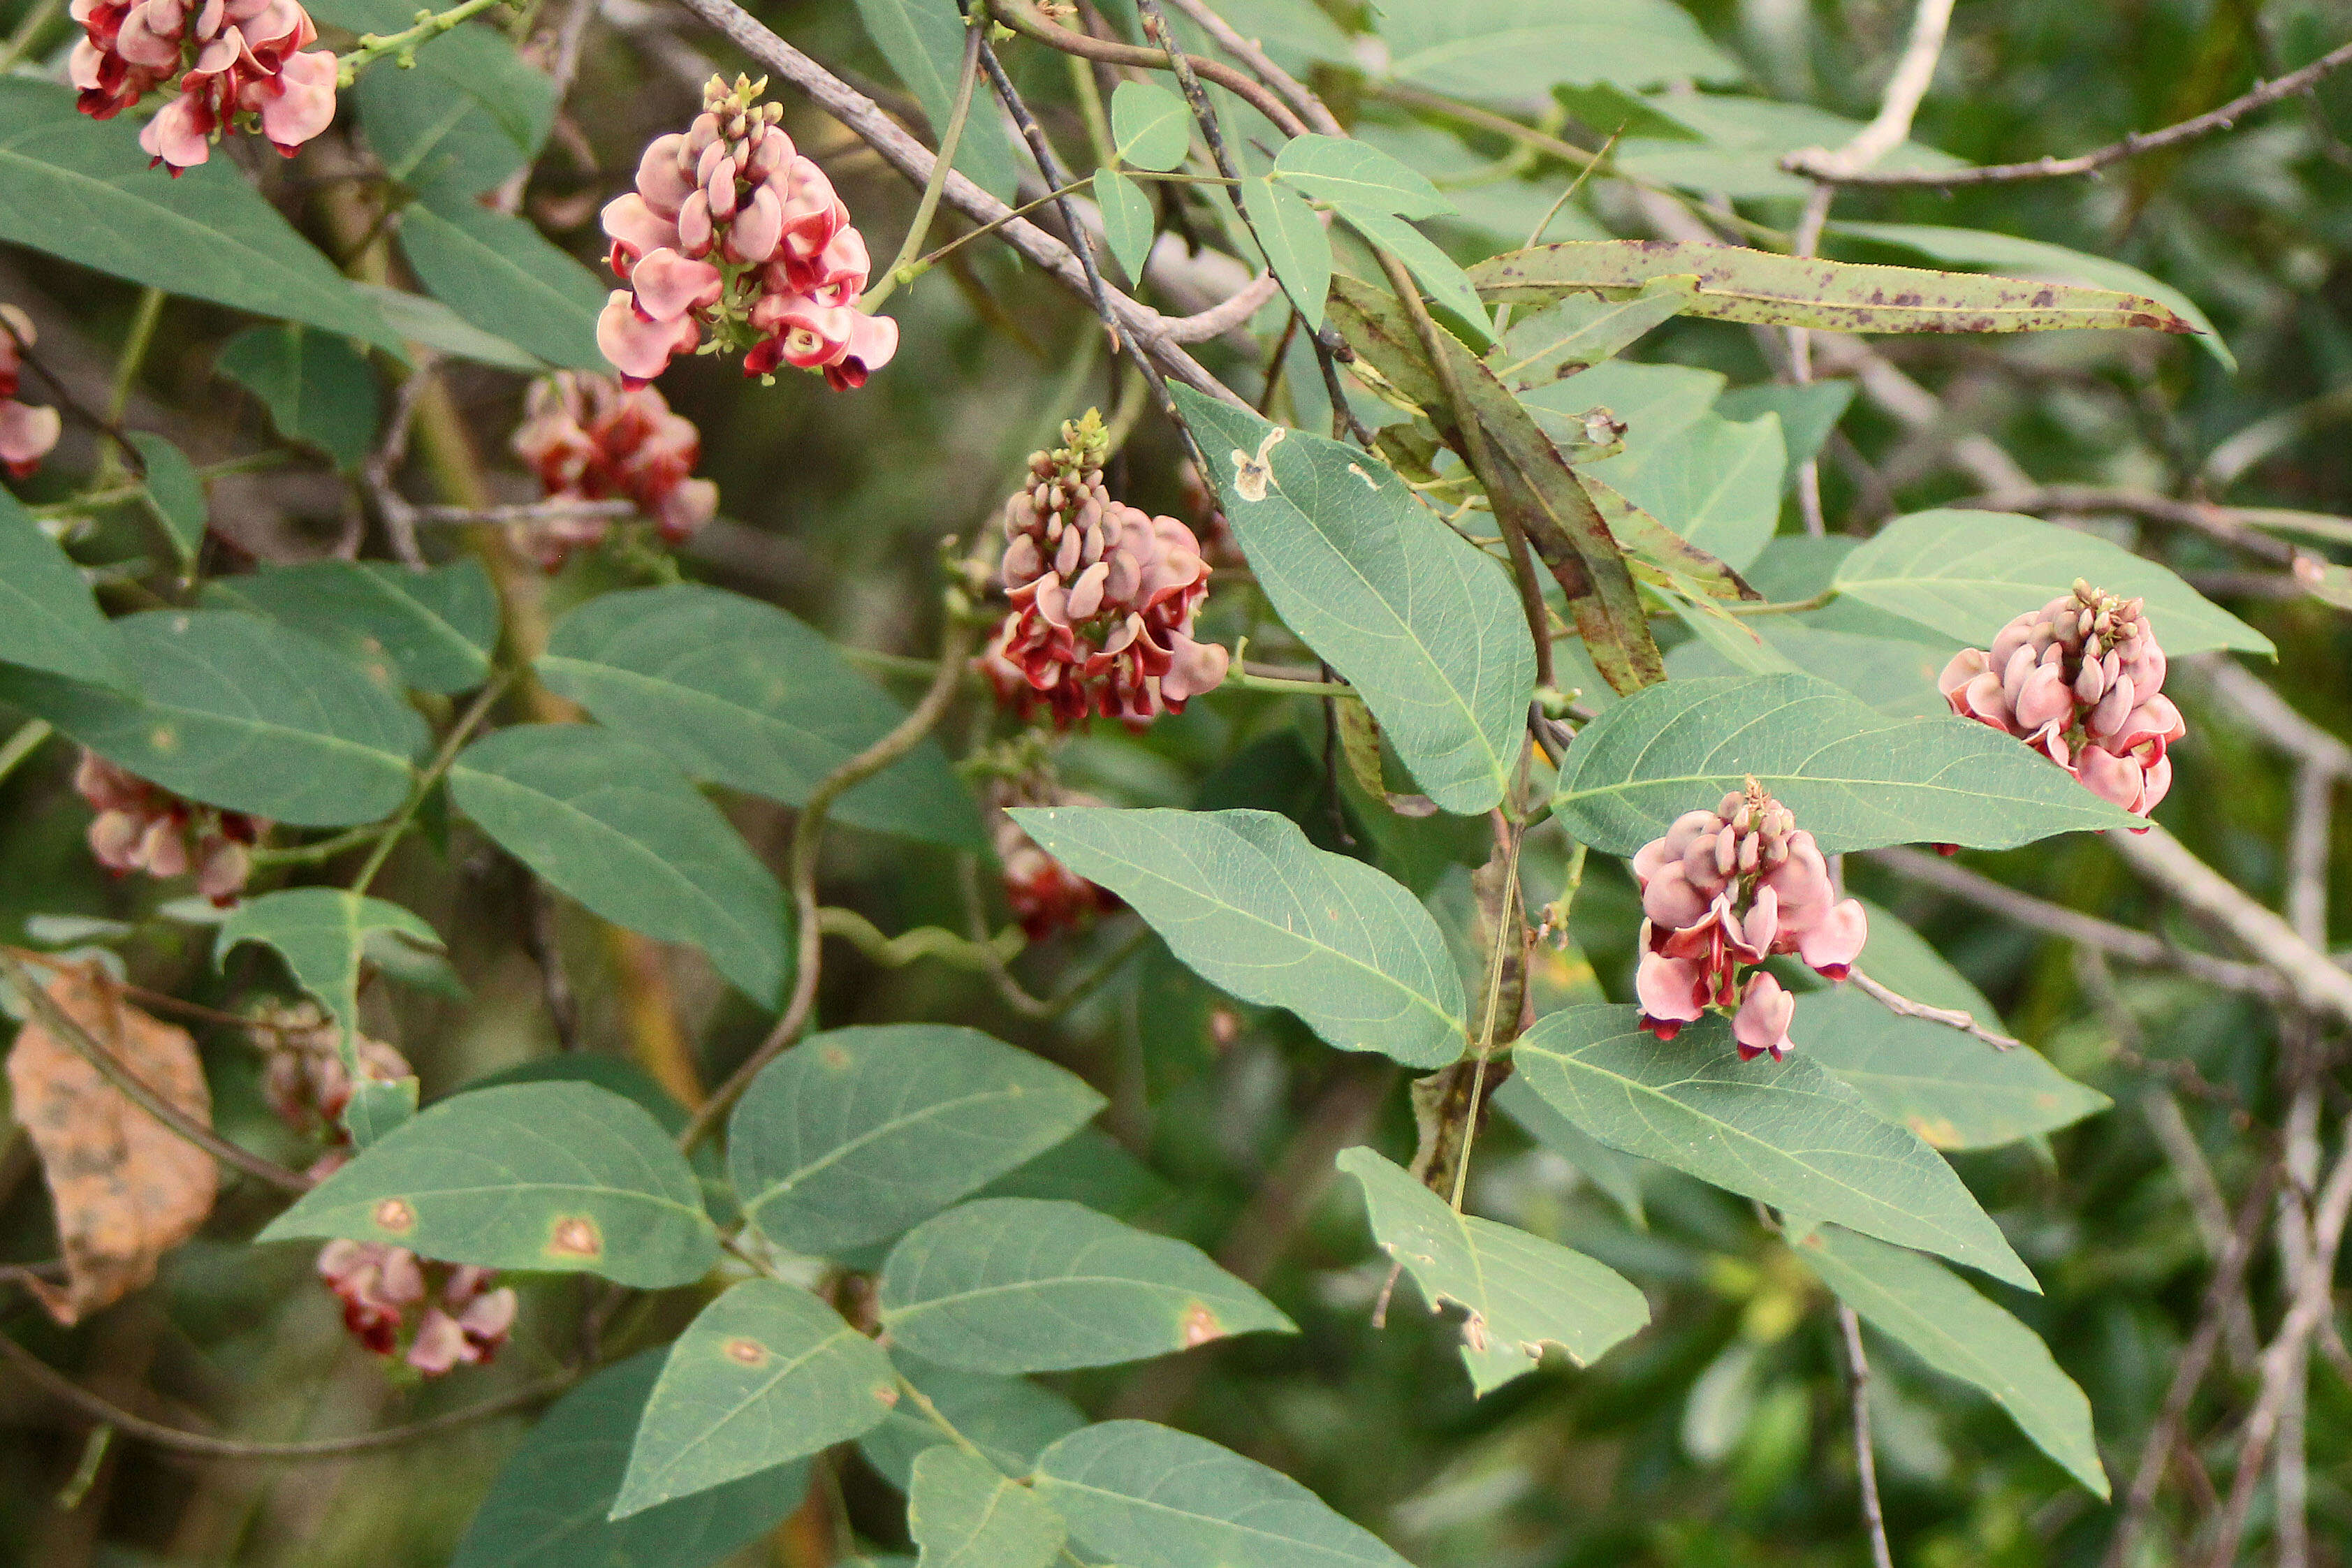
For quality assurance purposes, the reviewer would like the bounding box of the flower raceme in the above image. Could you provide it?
[251,1001,412,1144]
[979,411,1229,728]
[69,0,337,173]
[509,372,718,569]
[599,74,898,389]
[0,305,62,478]
[316,1241,517,1376]
[74,750,261,904]
[1938,580,2184,819]
[1629,783,1868,1062]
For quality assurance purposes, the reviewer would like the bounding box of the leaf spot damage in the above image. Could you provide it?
[547,1214,603,1259]
[723,1335,768,1366]
[372,1197,416,1233]
[1180,1301,1225,1347]
[1229,427,1284,502]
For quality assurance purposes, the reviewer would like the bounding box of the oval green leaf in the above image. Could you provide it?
[1094,168,1156,281]
[1241,175,1331,330]
[1273,133,1450,219]
[215,323,383,472]
[126,431,207,567]
[398,203,608,371]
[204,557,496,696]
[1110,79,1191,172]
[910,1446,1066,1568]
[0,488,133,691]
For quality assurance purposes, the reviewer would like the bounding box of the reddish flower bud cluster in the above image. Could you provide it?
[251,1002,411,1143]
[1938,580,2184,819]
[317,1241,517,1376]
[988,782,1117,939]
[1630,782,1867,1061]
[0,305,61,478]
[979,411,1229,728]
[75,750,261,905]
[68,0,337,173]
[599,74,897,388]
[509,372,718,569]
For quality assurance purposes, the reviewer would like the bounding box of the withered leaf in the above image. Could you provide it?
[7,965,218,1325]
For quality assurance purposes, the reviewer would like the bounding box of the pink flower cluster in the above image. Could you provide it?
[252,1002,412,1144]
[1938,580,2184,819]
[68,0,337,174]
[75,750,261,904]
[980,411,1229,728]
[599,74,897,389]
[318,1241,517,1376]
[1630,782,1867,1062]
[0,305,61,478]
[989,782,1117,939]
[509,372,718,569]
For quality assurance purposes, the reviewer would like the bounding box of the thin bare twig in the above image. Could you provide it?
[2106,823,2352,1027]
[408,498,636,527]
[991,0,1308,137]
[1837,1303,1897,1568]
[1158,0,1340,135]
[1848,966,2019,1049]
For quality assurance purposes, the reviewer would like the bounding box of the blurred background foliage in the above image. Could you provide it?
[3,0,2352,1565]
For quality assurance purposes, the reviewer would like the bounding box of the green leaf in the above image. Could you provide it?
[448,724,791,1004]
[0,610,426,826]
[451,1349,809,1568]
[1839,894,1995,1016]
[342,1075,418,1149]
[1587,409,1785,573]
[1338,1146,1649,1392]
[972,1127,1173,1221]
[1665,621,1948,719]
[851,0,1020,200]
[1332,205,1491,343]
[1484,278,1696,389]
[859,1354,1086,1491]
[216,888,444,1067]
[1241,176,1331,330]
[214,324,382,471]
[730,1023,1106,1255]
[0,80,398,351]
[1009,807,1466,1069]
[1716,381,1856,478]
[1094,168,1156,281]
[1791,1225,2108,1497]
[398,204,608,372]
[356,283,543,371]
[258,1081,720,1287]
[1468,240,2201,337]
[346,15,557,200]
[1551,673,2140,853]
[1273,134,1450,220]
[1034,1421,1413,1568]
[877,1197,1295,1372]
[1375,0,1739,101]
[124,432,206,568]
[1834,221,2230,371]
[203,558,497,696]
[1831,508,2274,657]
[909,1446,1066,1568]
[1110,80,1192,171]
[1792,990,2108,1152]
[1170,390,1533,813]
[1493,1075,1645,1227]
[537,585,983,850]
[614,1279,896,1518]
[1514,1006,2038,1290]
[0,488,134,691]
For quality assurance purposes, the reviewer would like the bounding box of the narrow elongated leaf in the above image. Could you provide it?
[1832,508,2272,656]
[1516,1006,2038,1289]
[1095,168,1155,280]
[1243,176,1331,330]
[126,432,207,566]
[358,283,541,371]
[1274,135,1449,219]
[1110,80,1190,171]
[729,1023,1106,1254]
[1339,1147,1649,1392]
[215,324,382,471]
[1171,390,1533,812]
[850,0,1019,198]
[205,557,497,695]
[1792,1225,2108,1496]
[878,1197,1295,1371]
[1334,205,1491,342]
[451,1349,810,1568]
[1792,990,2108,1152]
[0,80,397,350]
[538,585,984,849]
[216,888,443,1067]
[1009,807,1466,1069]
[398,204,608,371]
[448,724,791,1004]
[1034,1421,1413,1568]
[859,1353,1086,1490]
[1375,0,1739,100]
[1551,673,2138,853]
[0,610,425,826]
[910,1446,1066,1568]
[613,1280,896,1517]
[1484,279,1695,388]
[0,488,133,691]
[1468,240,2199,337]
[259,1082,720,1287]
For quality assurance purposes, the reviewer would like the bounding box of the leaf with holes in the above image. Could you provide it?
[909,1446,1066,1568]
[204,557,496,696]
[258,1081,718,1286]
[878,1197,1294,1372]
[1515,1006,2037,1289]
[214,323,382,471]
[1009,807,1466,1069]
[612,1279,897,1517]
[1110,79,1191,171]
[729,1024,1105,1255]
[1338,1147,1648,1393]
[0,488,133,691]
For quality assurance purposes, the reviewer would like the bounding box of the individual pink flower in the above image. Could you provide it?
[980,410,1229,728]
[73,0,337,173]
[1938,580,2184,823]
[318,1243,516,1375]
[251,1001,413,1141]
[74,749,263,904]
[1627,782,1868,1061]
[509,372,719,568]
[0,305,61,479]
[599,73,896,388]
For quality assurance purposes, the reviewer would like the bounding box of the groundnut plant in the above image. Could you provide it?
[0,0,2347,1564]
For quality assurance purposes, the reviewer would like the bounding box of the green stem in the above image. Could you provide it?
[895,1373,992,1462]
[250,821,390,868]
[108,289,165,426]
[335,0,511,83]
[0,0,61,73]
[1067,49,1116,169]
[1225,640,1352,696]
[1449,813,1526,1212]
[817,907,1024,971]
[349,668,515,894]
[1717,588,1837,616]
[31,453,289,521]
[0,719,53,791]
[863,15,986,312]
